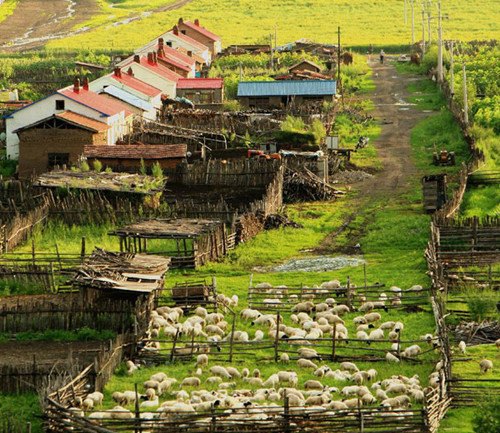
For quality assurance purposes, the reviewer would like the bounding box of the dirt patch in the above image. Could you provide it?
[331,169,374,185]
[269,256,366,273]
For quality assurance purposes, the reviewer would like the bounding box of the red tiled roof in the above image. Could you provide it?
[159,45,196,67]
[168,30,208,51]
[156,52,191,72]
[84,144,187,160]
[182,21,220,42]
[56,111,109,132]
[177,78,223,90]
[125,57,182,83]
[59,87,132,117]
[110,72,162,97]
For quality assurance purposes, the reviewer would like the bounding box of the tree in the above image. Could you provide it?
[472,396,500,433]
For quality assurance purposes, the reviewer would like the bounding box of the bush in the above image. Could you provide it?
[466,290,499,321]
[80,160,90,172]
[151,161,163,180]
[139,158,147,175]
[92,159,103,172]
[472,395,500,433]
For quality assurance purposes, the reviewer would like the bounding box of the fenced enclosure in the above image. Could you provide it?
[162,278,218,311]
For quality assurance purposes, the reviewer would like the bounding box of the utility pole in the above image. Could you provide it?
[437,0,443,82]
[462,64,469,125]
[337,26,343,103]
[411,0,415,45]
[421,7,426,54]
[427,1,432,46]
[449,41,454,96]
[270,34,274,69]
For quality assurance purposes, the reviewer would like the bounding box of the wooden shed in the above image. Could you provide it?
[109,218,232,268]
[422,174,447,213]
[288,59,323,74]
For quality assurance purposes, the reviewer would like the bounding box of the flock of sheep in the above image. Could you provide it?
[68,280,496,425]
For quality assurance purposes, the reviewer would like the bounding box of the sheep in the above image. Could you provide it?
[244,377,264,387]
[232,331,249,342]
[253,368,261,378]
[195,306,208,318]
[386,383,407,394]
[292,301,316,314]
[125,360,138,375]
[206,313,225,324]
[305,394,330,406]
[121,390,137,405]
[304,380,324,390]
[361,393,376,405]
[287,394,305,407]
[321,280,341,290]
[108,406,133,419]
[280,353,290,363]
[352,372,365,385]
[226,367,241,379]
[393,322,404,333]
[368,329,384,341]
[252,314,276,327]
[366,369,378,381]
[393,395,412,408]
[150,372,168,382]
[343,398,361,409]
[145,388,156,401]
[326,400,348,410]
[408,389,425,402]
[479,359,493,374]
[219,382,237,389]
[458,341,467,354]
[112,392,126,405]
[332,305,350,316]
[86,392,103,407]
[403,344,421,358]
[240,309,261,321]
[140,397,159,409]
[144,380,160,390]
[364,312,382,323]
[385,352,400,363]
[353,316,367,325]
[341,386,360,397]
[340,362,359,372]
[158,379,176,395]
[196,354,209,368]
[278,371,298,386]
[380,321,396,330]
[263,374,280,388]
[358,302,374,313]
[206,325,225,336]
[82,398,94,411]
[206,376,223,384]
[297,358,318,369]
[254,330,264,341]
[298,347,321,359]
[242,368,250,378]
[181,377,201,387]
[376,389,388,401]
[210,366,232,379]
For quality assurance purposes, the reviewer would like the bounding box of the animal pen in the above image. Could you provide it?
[110,218,233,268]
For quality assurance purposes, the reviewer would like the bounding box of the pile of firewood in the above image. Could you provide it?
[264,214,303,230]
[284,168,344,203]
[452,320,500,345]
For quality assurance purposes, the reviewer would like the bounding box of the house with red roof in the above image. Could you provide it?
[89,68,163,120]
[175,18,222,56]
[176,78,224,105]
[5,78,132,160]
[121,54,181,99]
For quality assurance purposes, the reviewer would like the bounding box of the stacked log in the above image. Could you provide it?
[284,167,344,202]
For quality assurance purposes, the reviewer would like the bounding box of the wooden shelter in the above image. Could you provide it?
[109,218,231,268]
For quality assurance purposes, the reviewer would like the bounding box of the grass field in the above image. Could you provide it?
[44,0,500,51]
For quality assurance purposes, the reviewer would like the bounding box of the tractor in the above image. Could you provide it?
[432,150,456,166]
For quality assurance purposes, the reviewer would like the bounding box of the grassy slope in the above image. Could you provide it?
[46,0,500,50]
[0,0,17,24]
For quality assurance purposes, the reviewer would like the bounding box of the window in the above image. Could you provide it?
[166,41,173,47]
[55,100,65,110]
[48,153,69,169]
[181,30,187,35]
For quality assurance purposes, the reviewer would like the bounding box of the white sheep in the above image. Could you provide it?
[196,354,209,368]
[368,329,384,341]
[364,312,381,323]
[226,367,241,379]
[304,380,324,390]
[385,352,400,363]
[479,359,493,373]
[86,392,103,407]
[140,397,159,409]
[280,353,290,363]
[210,366,232,379]
[108,406,133,419]
[206,376,223,384]
[240,309,261,321]
[340,362,359,372]
[297,358,318,369]
[181,377,201,387]
[403,344,422,358]
[458,341,467,354]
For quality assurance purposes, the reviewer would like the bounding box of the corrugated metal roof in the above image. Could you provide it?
[177,78,223,89]
[102,86,154,112]
[237,80,336,97]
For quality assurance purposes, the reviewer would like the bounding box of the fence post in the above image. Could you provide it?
[274,312,281,362]
[32,354,37,390]
[54,242,62,271]
[170,329,180,362]
[396,332,401,361]
[283,390,290,433]
[26,422,32,433]
[331,323,337,361]
[358,398,364,433]
[363,263,367,290]
[31,238,36,267]
[346,276,352,310]
[134,383,140,433]
[228,311,236,363]
[80,237,86,262]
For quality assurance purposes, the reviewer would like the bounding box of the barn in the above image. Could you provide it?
[237,80,337,109]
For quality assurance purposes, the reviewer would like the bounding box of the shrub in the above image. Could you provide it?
[139,158,147,175]
[80,160,90,172]
[151,161,163,180]
[92,159,103,172]
[465,289,499,321]
[472,395,500,433]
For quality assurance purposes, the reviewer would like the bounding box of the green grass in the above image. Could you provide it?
[0,0,17,24]
[0,328,116,343]
[0,393,43,433]
[407,79,446,111]
[460,185,500,217]
[46,0,500,51]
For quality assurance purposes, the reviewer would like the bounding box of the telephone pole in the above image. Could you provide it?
[421,7,426,54]
[437,0,443,82]
[270,34,274,69]
[410,0,415,45]
[426,1,432,45]
[462,64,469,125]
[449,41,454,96]
[337,26,343,104]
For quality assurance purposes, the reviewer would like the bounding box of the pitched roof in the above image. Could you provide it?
[237,80,337,97]
[177,78,223,90]
[167,30,208,51]
[159,45,196,67]
[289,59,323,72]
[55,111,109,132]
[101,86,154,112]
[156,52,191,72]
[59,87,131,117]
[110,72,162,97]
[84,144,187,160]
[181,20,220,42]
[125,57,182,83]
[14,111,109,133]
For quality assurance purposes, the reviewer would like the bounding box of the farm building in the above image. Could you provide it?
[175,18,222,56]
[121,54,181,99]
[5,78,132,160]
[89,68,163,120]
[176,78,224,105]
[237,80,337,109]
[16,111,109,178]
[110,218,231,268]
[84,143,188,172]
[288,59,323,74]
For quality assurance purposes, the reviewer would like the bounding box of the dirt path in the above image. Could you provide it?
[318,57,432,252]
[0,0,193,51]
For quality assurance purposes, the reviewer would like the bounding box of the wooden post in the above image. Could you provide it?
[346,276,352,310]
[80,237,86,262]
[228,311,236,362]
[26,422,32,433]
[397,331,402,361]
[55,242,62,271]
[170,329,180,362]
[274,312,281,362]
[31,238,36,267]
[358,398,364,432]
[363,263,367,290]
[331,322,337,361]
[50,262,56,293]
[134,383,140,433]
[283,390,290,433]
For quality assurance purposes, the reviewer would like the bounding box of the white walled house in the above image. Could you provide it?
[5,79,131,159]
[89,68,163,120]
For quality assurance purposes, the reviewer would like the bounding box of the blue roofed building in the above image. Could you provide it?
[237,80,336,109]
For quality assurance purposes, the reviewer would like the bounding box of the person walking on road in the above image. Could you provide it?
[380,49,385,64]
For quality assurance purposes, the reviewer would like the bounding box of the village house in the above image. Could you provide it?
[176,78,224,105]
[175,18,222,56]
[121,54,181,99]
[237,80,337,109]
[89,68,163,120]
[288,59,323,74]
[5,78,131,160]
[84,143,188,173]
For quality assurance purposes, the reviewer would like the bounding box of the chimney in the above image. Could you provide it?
[152,52,157,64]
[178,17,184,24]
[73,78,80,93]
[114,67,122,78]
[127,67,134,77]
[158,37,164,48]
[82,77,89,91]
[173,25,179,35]
[147,52,154,64]
[194,19,200,26]
[134,54,140,63]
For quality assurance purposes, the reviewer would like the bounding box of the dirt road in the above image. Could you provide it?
[0,0,193,51]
